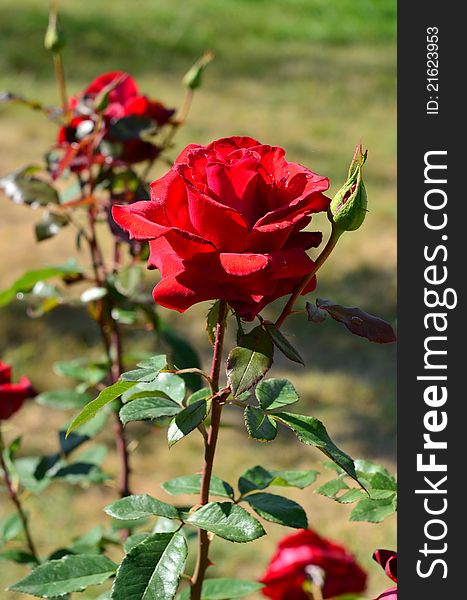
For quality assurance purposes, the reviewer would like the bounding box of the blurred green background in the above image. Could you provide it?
[0,0,396,598]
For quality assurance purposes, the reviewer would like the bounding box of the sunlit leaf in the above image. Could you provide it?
[227,326,273,396]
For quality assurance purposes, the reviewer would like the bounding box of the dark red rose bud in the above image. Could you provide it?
[0,361,35,420]
[260,528,367,599]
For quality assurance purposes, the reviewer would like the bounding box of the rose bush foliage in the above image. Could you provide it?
[1,10,397,596]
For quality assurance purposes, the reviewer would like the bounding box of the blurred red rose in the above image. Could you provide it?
[373,550,397,600]
[112,136,330,320]
[56,71,175,167]
[260,528,367,599]
[0,361,34,420]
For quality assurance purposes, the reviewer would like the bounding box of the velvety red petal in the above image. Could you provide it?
[151,272,223,313]
[285,230,323,251]
[178,168,249,252]
[84,72,139,104]
[0,362,12,385]
[373,550,398,583]
[0,376,32,420]
[206,136,261,160]
[254,188,330,230]
[112,201,171,240]
[112,200,210,249]
[375,587,398,600]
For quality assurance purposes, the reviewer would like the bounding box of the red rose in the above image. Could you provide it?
[57,71,175,167]
[112,136,330,320]
[260,528,367,599]
[373,550,397,600]
[0,361,34,420]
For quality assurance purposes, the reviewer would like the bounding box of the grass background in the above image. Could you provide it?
[0,0,396,598]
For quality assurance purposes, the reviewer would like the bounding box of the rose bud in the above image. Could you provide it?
[329,144,368,234]
[0,361,35,420]
[44,15,66,53]
[182,51,215,90]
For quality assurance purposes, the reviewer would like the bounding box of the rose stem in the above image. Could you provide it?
[274,225,342,329]
[190,300,228,600]
[83,178,132,500]
[49,0,68,115]
[0,428,39,563]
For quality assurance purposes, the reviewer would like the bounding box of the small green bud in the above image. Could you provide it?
[44,16,66,53]
[182,51,214,90]
[329,144,368,233]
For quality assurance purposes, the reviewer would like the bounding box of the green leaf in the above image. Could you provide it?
[262,323,304,365]
[178,578,264,600]
[336,489,367,504]
[185,502,265,543]
[0,261,82,307]
[35,211,69,242]
[9,554,117,597]
[238,465,275,495]
[167,400,207,448]
[80,286,107,304]
[244,406,277,442]
[349,498,396,523]
[0,168,59,207]
[35,390,91,410]
[112,532,187,600]
[161,475,234,499]
[136,355,168,371]
[124,533,151,554]
[244,493,308,529]
[154,316,203,392]
[269,470,319,489]
[54,358,107,385]
[122,374,186,404]
[69,526,105,555]
[105,495,180,521]
[226,326,274,396]
[120,356,167,383]
[114,264,144,297]
[0,549,37,565]
[255,378,299,410]
[66,380,136,436]
[187,387,211,406]
[238,466,318,495]
[120,369,160,382]
[0,512,23,542]
[316,478,349,498]
[272,412,359,484]
[53,463,110,486]
[108,115,154,141]
[120,397,182,424]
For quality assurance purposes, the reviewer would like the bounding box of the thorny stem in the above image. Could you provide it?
[275,226,342,329]
[0,429,39,563]
[81,177,132,500]
[53,53,68,116]
[190,300,228,600]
